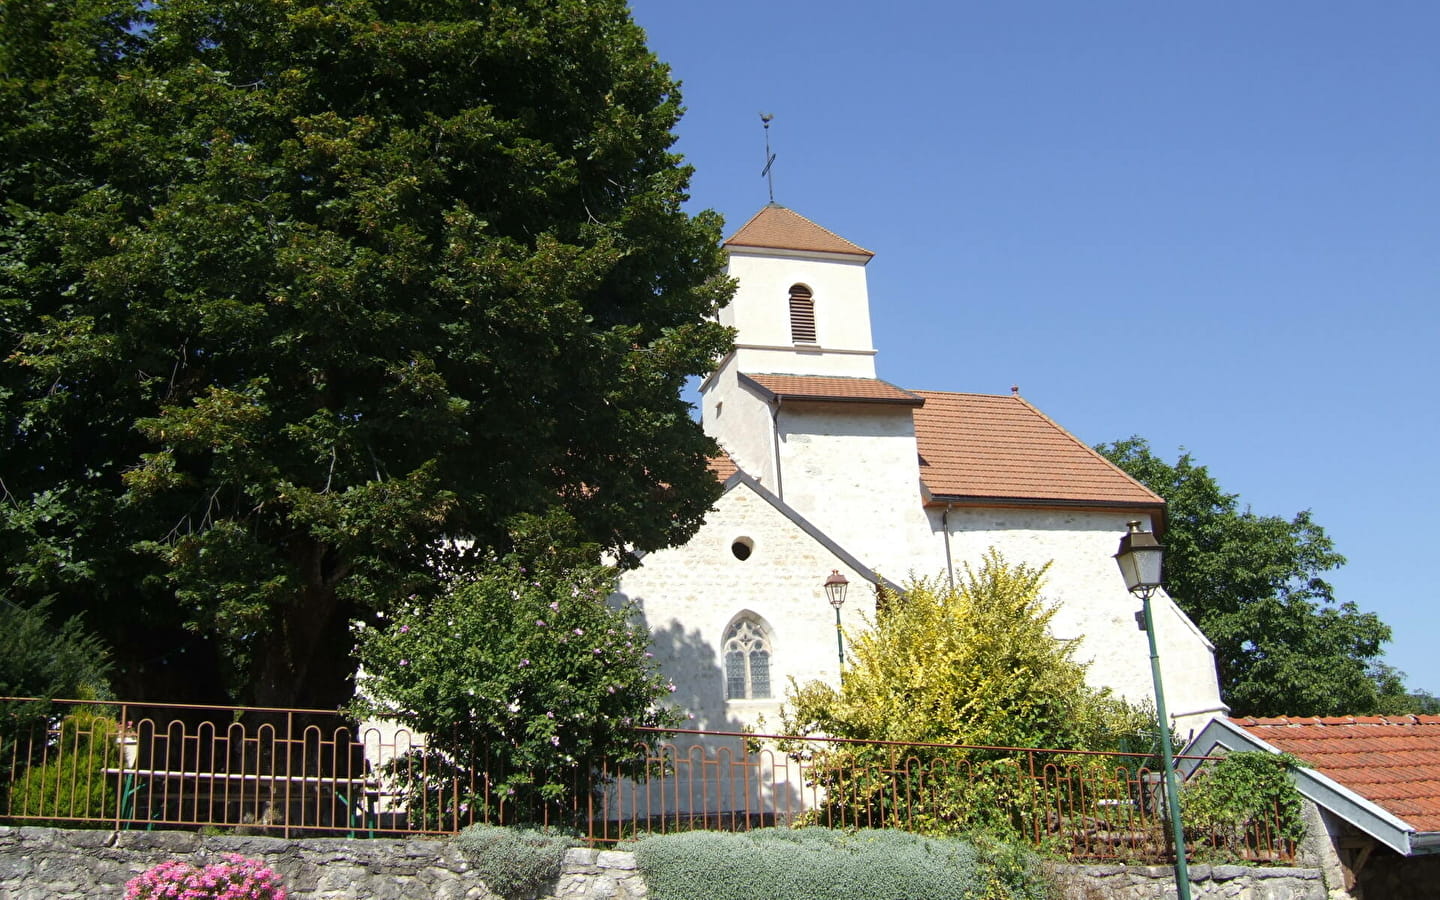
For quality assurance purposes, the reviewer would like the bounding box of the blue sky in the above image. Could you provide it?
[628,1,1440,695]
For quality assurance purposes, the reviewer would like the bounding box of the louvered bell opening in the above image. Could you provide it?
[789,286,817,344]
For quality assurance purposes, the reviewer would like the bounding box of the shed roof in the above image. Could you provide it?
[1232,715,1440,833]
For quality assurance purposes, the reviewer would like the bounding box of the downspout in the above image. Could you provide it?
[942,504,955,588]
[770,397,785,502]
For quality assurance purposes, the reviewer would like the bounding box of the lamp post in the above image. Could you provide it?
[824,570,849,669]
[1114,521,1192,900]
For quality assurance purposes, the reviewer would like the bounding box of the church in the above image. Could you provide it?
[613,204,1226,740]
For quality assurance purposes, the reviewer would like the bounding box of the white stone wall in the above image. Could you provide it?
[699,362,778,488]
[723,248,877,378]
[614,484,875,735]
[924,506,1226,738]
[771,404,934,582]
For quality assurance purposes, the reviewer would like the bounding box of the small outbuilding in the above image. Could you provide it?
[1187,715,1440,899]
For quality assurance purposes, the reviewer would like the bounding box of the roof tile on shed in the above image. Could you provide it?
[1232,716,1440,832]
[742,373,925,406]
[725,204,874,258]
[911,391,1163,507]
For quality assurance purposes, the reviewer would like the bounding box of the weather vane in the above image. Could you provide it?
[760,113,777,204]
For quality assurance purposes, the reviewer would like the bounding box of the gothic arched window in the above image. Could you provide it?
[788,284,816,344]
[723,615,773,700]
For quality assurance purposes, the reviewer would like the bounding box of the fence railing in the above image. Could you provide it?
[0,698,1294,863]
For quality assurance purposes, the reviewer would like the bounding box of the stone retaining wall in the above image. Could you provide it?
[0,826,645,900]
[1049,862,1326,899]
[0,825,1333,900]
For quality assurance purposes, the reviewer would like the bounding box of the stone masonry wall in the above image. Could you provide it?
[1048,862,1326,900]
[0,826,1336,900]
[0,826,645,900]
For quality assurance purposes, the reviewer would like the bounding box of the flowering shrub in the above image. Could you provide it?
[350,522,681,827]
[125,854,286,899]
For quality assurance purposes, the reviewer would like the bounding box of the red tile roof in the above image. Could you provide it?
[742,373,925,406]
[725,205,874,258]
[707,453,738,481]
[912,391,1163,507]
[1233,716,1440,832]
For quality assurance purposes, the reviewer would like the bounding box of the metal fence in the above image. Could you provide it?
[0,698,1294,862]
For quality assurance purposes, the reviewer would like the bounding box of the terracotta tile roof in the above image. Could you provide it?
[742,373,925,406]
[724,204,874,258]
[707,453,738,481]
[1232,716,1440,832]
[911,391,1163,507]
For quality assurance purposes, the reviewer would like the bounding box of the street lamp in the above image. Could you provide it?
[1114,521,1192,900]
[824,570,849,669]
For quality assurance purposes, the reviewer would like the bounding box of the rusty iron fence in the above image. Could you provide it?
[0,698,1294,863]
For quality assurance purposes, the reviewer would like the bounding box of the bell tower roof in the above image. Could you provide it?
[725,204,874,259]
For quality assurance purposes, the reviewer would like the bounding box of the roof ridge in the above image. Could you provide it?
[911,388,1020,400]
[1235,715,1440,726]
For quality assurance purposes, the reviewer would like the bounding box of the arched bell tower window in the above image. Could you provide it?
[723,614,773,700]
[788,284,816,344]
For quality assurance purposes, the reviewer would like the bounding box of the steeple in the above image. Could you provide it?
[714,205,878,379]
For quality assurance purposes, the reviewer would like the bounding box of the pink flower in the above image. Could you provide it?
[399,659,408,666]
[399,624,410,633]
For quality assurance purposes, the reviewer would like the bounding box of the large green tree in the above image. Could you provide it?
[0,0,732,709]
[1096,437,1402,716]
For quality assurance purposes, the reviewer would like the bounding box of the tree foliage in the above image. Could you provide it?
[781,552,1155,837]
[0,0,732,707]
[0,598,111,702]
[1096,437,1402,716]
[349,518,680,824]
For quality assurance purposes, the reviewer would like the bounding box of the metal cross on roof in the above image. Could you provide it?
[760,113,777,204]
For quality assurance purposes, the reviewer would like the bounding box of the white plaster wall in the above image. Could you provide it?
[724,249,877,378]
[772,404,934,582]
[700,362,777,487]
[925,506,1226,739]
[613,485,875,735]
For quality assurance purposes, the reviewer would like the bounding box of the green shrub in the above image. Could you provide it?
[632,827,1045,900]
[351,522,680,826]
[8,709,121,826]
[781,554,1156,841]
[0,598,112,803]
[452,823,576,899]
[1182,751,1306,858]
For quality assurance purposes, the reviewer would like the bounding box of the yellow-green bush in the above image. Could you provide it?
[8,710,121,826]
[782,551,1156,840]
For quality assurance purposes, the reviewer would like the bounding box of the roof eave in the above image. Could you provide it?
[777,395,925,407]
[923,495,1166,511]
[724,242,874,263]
